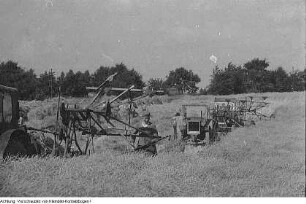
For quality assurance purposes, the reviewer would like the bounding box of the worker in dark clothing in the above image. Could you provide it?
[171,112,179,141]
[132,111,158,156]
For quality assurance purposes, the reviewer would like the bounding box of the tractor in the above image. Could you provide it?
[181,104,219,145]
[0,85,40,159]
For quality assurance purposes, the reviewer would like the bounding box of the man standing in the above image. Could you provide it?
[177,112,186,141]
[171,113,179,140]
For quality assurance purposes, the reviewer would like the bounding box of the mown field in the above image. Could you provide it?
[0,92,305,197]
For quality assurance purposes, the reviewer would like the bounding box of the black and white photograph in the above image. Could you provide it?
[0,0,305,200]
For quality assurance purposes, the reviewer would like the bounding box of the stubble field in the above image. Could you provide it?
[0,91,305,197]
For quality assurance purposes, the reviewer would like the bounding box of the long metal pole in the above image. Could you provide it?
[50,69,53,99]
[87,72,118,108]
[110,85,135,104]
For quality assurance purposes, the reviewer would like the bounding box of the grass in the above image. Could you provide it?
[0,92,305,197]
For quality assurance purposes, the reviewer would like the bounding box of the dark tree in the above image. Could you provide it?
[270,67,290,92]
[208,66,231,95]
[199,88,208,95]
[208,63,245,95]
[164,67,201,93]
[148,78,166,91]
[289,68,306,91]
[91,66,110,87]
[35,71,58,100]
[243,58,270,92]
[208,58,304,95]
[61,70,76,96]
[59,70,90,97]
[57,71,65,87]
[92,63,145,89]
[73,70,91,97]
[0,60,38,100]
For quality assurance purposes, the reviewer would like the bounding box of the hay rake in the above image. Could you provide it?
[52,73,168,157]
[211,96,271,129]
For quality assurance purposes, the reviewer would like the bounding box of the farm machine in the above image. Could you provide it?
[54,73,169,157]
[180,104,217,145]
[0,85,41,159]
[180,96,270,145]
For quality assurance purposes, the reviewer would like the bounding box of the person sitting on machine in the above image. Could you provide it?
[132,111,158,156]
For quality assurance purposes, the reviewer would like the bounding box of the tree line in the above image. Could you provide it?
[0,61,145,100]
[205,58,305,95]
[148,58,305,95]
[0,58,305,100]
[0,60,202,100]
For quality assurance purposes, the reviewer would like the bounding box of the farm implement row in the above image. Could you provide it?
[1,72,271,159]
[181,96,271,146]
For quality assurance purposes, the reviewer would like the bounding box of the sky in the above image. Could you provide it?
[0,0,305,88]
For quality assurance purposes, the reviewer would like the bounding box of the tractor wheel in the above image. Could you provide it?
[3,130,38,159]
